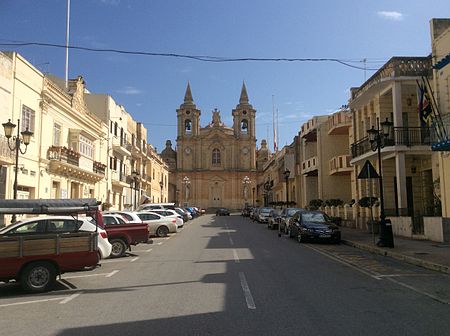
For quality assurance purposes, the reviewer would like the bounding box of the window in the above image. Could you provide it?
[79,135,94,158]
[10,221,45,234]
[241,119,248,133]
[21,105,35,133]
[114,122,118,136]
[53,123,61,146]
[185,119,192,133]
[212,148,221,164]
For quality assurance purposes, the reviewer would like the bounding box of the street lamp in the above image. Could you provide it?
[2,119,33,223]
[263,181,270,207]
[242,176,251,206]
[367,117,394,248]
[252,187,255,207]
[283,169,291,208]
[183,176,190,206]
[131,170,140,210]
[159,180,164,202]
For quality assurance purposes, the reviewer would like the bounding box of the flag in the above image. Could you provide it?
[418,83,433,126]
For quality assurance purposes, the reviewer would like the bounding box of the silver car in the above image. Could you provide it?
[135,212,178,237]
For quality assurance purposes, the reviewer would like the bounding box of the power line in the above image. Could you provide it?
[0,40,381,71]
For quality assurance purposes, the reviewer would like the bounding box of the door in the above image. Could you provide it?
[211,182,222,208]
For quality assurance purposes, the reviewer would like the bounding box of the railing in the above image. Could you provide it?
[351,57,431,101]
[351,127,432,158]
[47,146,80,166]
[93,161,106,175]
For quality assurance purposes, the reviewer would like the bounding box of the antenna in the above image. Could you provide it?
[65,0,71,90]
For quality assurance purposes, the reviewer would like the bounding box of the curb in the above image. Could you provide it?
[342,239,450,276]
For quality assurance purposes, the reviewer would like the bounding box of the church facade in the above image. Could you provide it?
[161,83,269,210]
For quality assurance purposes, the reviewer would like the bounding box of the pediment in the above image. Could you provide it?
[210,175,226,182]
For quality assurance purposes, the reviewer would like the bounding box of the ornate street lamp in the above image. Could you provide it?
[183,176,190,206]
[367,117,394,248]
[2,119,33,223]
[252,187,256,208]
[131,170,140,210]
[283,169,291,208]
[242,175,251,206]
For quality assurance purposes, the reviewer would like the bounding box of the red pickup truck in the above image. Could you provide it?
[102,214,150,258]
[0,198,103,292]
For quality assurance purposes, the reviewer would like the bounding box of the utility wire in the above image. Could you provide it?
[0,40,381,71]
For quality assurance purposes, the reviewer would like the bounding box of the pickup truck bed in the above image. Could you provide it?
[105,222,149,258]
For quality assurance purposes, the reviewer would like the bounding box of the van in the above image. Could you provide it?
[136,203,176,212]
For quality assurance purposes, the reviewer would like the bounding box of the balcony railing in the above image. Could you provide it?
[93,161,106,175]
[351,127,432,158]
[47,146,80,166]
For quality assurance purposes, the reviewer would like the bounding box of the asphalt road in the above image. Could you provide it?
[1,214,450,336]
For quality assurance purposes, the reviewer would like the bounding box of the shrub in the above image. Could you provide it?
[324,199,344,207]
[309,199,324,210]
[358,197,378,208]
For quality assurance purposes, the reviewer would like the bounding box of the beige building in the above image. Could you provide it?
[430,19,450,221]
[349,56,435,233]
[162,83,260,210]
[297,110,352,208]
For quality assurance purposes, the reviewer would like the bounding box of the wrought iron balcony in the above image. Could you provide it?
[47,146,80,166]
[351,127,432,158]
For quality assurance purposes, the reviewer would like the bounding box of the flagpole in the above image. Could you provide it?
[65,0,71,90]
[272,95,276,153]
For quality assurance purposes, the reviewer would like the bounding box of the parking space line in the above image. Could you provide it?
[59,292,82,304]
[233,249,240,263]
[63,271,117,279]
[105,270,119,278]
[157,242,163,245]
[0,297,62,308]
[239,272,256,310]
[131,257,139,262]
[146,248,153,252]
[101,259,132,264]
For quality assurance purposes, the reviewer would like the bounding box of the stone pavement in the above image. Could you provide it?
[340,226,450,275]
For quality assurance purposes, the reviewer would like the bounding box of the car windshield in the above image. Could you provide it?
[288,208,302,216]
[301,212,328,223]
[260,209,271,214]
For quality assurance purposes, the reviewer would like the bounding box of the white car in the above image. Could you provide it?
[104,211,143,223]
[147,209,184,228]
[135,212,177,237]
[0,216,112,259]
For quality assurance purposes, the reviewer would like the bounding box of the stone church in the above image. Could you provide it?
[161,82,270,210]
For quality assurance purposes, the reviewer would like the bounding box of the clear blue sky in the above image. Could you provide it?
[1,0,449,152]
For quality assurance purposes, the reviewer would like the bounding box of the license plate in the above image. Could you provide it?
[319,234,331,238]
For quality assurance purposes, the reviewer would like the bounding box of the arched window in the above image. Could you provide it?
[185,119,192,134]
[212,148,221,164]
[241,119,248,134]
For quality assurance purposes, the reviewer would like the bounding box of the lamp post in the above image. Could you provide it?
[242,176,251,207]
[159,180,164,202]
[183,176,190,206]
[283,169,291,208]
[131,170,140,210]
[252,187,255,207]
[2,119,33,223]
[367,117,394,248]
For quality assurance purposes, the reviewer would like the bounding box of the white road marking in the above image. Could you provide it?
[0,297,62,308]
[59,292,82,304]
[63,271,118,279]
[374,274,438,279]
[229,237,234,245]
[157,242,163,245]
[386,277,450,305]
[233,249,240,263]
[131,257,139,262]
[146,248,153,252]
[101,259,132,264]
[239,272,256,310]
[105,270,119,278]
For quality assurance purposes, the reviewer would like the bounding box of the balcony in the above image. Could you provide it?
[112,136,131,157]
[47,146,105,182]
[302,156,318,176]
[351,127,432,158]
[328,111,351,135]
[0,135,14,165]
[329,155,352,175]
[431,114,450,151]
[301,119,318,142]
[111,170,129,187]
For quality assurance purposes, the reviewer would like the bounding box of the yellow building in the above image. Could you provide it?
[163,83,259,210]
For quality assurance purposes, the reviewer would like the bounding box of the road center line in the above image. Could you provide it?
[233,249,240,263]
[59,292,82,304]
[239,272,256,310]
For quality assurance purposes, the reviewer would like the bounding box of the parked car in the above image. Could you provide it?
[104,211,143,223]
[136,203,176,211]
[279,208,304,234]
[256,207,272,223]
[101,214,149,258]
[288,210,341,243]
[267,208,282,229]
[241,206,252,217]
[174,207,190,222]
[147,209,184,228]
[216,208,230,216]
[135,212,178,237]
[250,207,259,221]
[0,215,112,259]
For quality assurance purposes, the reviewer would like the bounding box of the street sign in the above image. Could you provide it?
[357,160,379,179]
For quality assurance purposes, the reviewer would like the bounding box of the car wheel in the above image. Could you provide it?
[156,226,169,237]
[110,239,127,258]
[297,233,303,243]
[21,261,57,293]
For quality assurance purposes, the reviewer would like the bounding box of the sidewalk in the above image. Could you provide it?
[340,226,450,275]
